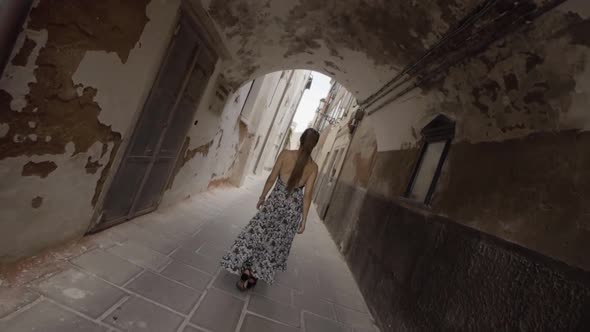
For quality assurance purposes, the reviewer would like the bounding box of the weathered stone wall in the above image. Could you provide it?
[346,185,590,331]
[363,1,590,270]
[0,0,180,262]
[322,1,590,329]
[162,78,254,203]
[205,0,482,99]
[323,119,377,252]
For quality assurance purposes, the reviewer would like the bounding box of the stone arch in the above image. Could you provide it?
[201,0,482,100]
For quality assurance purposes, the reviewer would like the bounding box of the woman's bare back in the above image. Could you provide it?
[278,150,317,188]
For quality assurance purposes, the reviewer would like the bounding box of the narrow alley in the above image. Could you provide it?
[2,0,590,330]
[0,176,378,332]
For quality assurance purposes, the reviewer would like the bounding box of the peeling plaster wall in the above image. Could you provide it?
[162,76,253,204]
[163,69,312,202]
[361,1,590,271]
[247,71,291,175]
[204,0,482,100]
[323,119,377,252]
[316,1,590,329]
[0,0,181,262]
[209,82,254,185]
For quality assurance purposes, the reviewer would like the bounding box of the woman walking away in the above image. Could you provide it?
[220,128,320,291]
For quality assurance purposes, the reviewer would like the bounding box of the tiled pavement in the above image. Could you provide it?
[0,176,379,332]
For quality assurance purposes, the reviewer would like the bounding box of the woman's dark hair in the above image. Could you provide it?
[287,128,320,191]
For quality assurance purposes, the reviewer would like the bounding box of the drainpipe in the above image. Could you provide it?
[253,70,295,174]
[0,0,34,76]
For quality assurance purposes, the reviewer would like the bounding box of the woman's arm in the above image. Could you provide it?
[298,164,318,234]
[257,151,285,209]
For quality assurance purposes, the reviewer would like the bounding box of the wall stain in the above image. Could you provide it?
[560,13,590,47]
[85,157,103,175]
[216,129,224,150]
[31,196,43,209]
[524,52,544,73]
[280,0,478,66]
[427,6,589,143]
[208,0,480,87]
[503,73,519,92]
[207,177,231,190]
[21,161,57,178]
[183,139,214,167]
[238,120,248,144]
[91,140,120,207]
[166,138,214,191]
[0,0,149,207]
[433,130,590,270]
[11,37,36,66]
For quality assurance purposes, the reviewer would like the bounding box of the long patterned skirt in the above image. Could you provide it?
[220,178,304,284]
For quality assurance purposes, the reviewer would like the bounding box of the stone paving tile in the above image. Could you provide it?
[354,325,380,332]
[0,286,40,319]
[239,314,299,332]
[109,222,180,255]
[183,325,205,332]
[179,234,208,251]
[108,242,171,271]
[171,248,219,275]
[194,226,240,247]
[104,296,183,332]
[71,249,143,286]
[0,300,106,332]
[132,215,203,241]
[293,290,334,319]
[160,261,212,291]
[212,270,248,300]
[252,280,293,305]
[36,268,126,318]
[197,243,228,260]
[87,232,119,250]
[3,177,379,332]
[317,265,364,299]
[275,267,319,292]
[308,278,368,313]
[190,288,244,332]
[328,289,370,313]
[304,312,353,332]
[125,271,201,314]
[334,304,375,330]
[247,294,300,327]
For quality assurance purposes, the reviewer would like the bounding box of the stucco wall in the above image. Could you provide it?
[205,0,483,99]
[0,0,180,262]
[161,75,253,204]
[164,69,312,201]
[362,1,590,270]
[321,1,590,329]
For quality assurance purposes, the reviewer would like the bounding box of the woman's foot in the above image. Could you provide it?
[236,277,257,291]
[240,269,251,281]
[237,268,257,291]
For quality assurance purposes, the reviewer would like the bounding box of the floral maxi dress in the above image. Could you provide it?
[220,178,304,284]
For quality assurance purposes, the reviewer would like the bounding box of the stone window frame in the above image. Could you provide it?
[404,114,455,205]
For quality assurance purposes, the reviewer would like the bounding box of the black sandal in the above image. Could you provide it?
[236,277,257,291]
[237,269,257,291]
[240,268,252,281]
